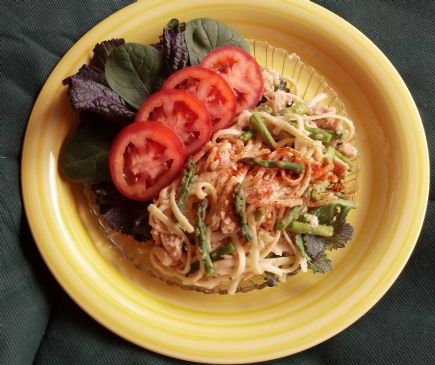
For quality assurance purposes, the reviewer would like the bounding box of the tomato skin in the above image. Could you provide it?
[109,121,185,201]
[162,66,237,132]
[200,46,263,112]
[135,89,212,155]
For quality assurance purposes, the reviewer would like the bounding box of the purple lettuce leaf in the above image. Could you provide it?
[324,223,354,250]
[154,18,189,74]
[303,234,326,260]
[63,64,108,86]
[76,64,108,86]
[90,38,125,70]
[67,75,135,122]
[91,182,152,242]
[308,255,332,274]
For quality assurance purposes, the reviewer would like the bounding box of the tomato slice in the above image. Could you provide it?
[200,46,263,112]
[162,66,237,132]
[109,121,185,201]
[135,89,212,155]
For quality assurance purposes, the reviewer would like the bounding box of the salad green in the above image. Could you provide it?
[185,18,249,65]
[105,43,164,109]
[60,17,251,242]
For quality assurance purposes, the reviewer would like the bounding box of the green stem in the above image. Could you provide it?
[239,157,304,173]
[239,130,254,142]
[334,148,355,169]
[210,242,236,261]
[250,113,277,148]
[177,158,196,213]
[326,145,355,169]
[233,183,253,242]
[195,199,214,275]
[276,205,303,230]
[189,242,236,274]
[286,102,308,115]
[288,221,334,237]
[305,126,333,143]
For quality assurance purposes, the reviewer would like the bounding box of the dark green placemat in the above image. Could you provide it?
[1,1,433,364]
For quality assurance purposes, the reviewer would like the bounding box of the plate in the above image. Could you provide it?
[21,0,429,363]
[90,39,358,295]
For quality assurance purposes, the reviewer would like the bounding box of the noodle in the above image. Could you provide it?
[259,112,323,159]
[306,113,355,142]
[144,67,357,294]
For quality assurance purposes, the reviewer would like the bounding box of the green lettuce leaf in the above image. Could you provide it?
[105,43,164,109]
[185,18,249,65]
[59,113,120,182]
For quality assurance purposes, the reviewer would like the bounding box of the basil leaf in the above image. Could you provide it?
[105,43,164,109]
[185,18,249,65]
[59,114,119,182]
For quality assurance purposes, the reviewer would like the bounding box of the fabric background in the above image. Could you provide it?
[1,0,434,364]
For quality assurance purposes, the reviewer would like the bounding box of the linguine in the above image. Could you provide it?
[145,67,358,294]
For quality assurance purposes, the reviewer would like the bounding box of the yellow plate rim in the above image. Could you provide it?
[21,0,429,363]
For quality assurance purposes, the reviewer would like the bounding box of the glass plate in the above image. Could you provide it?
[87,39,359,294]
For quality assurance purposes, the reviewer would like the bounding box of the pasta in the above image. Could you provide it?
[145,67,358,294]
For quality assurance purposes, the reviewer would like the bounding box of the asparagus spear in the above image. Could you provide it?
[239,157,305,173]
[189,242,236,274]
[233,183,253,242]
[305,126,333,143]
[334,148,355,169]
[177,158,196,212]
[195,199,214,275]
[276,205,303,230]
[210,242,236,261]
[250,113,277,148]
[326,145,355,169]
[286,102,308,115]
[239,130,254,142]
[288,221,334,237]
[284,118,332,144]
